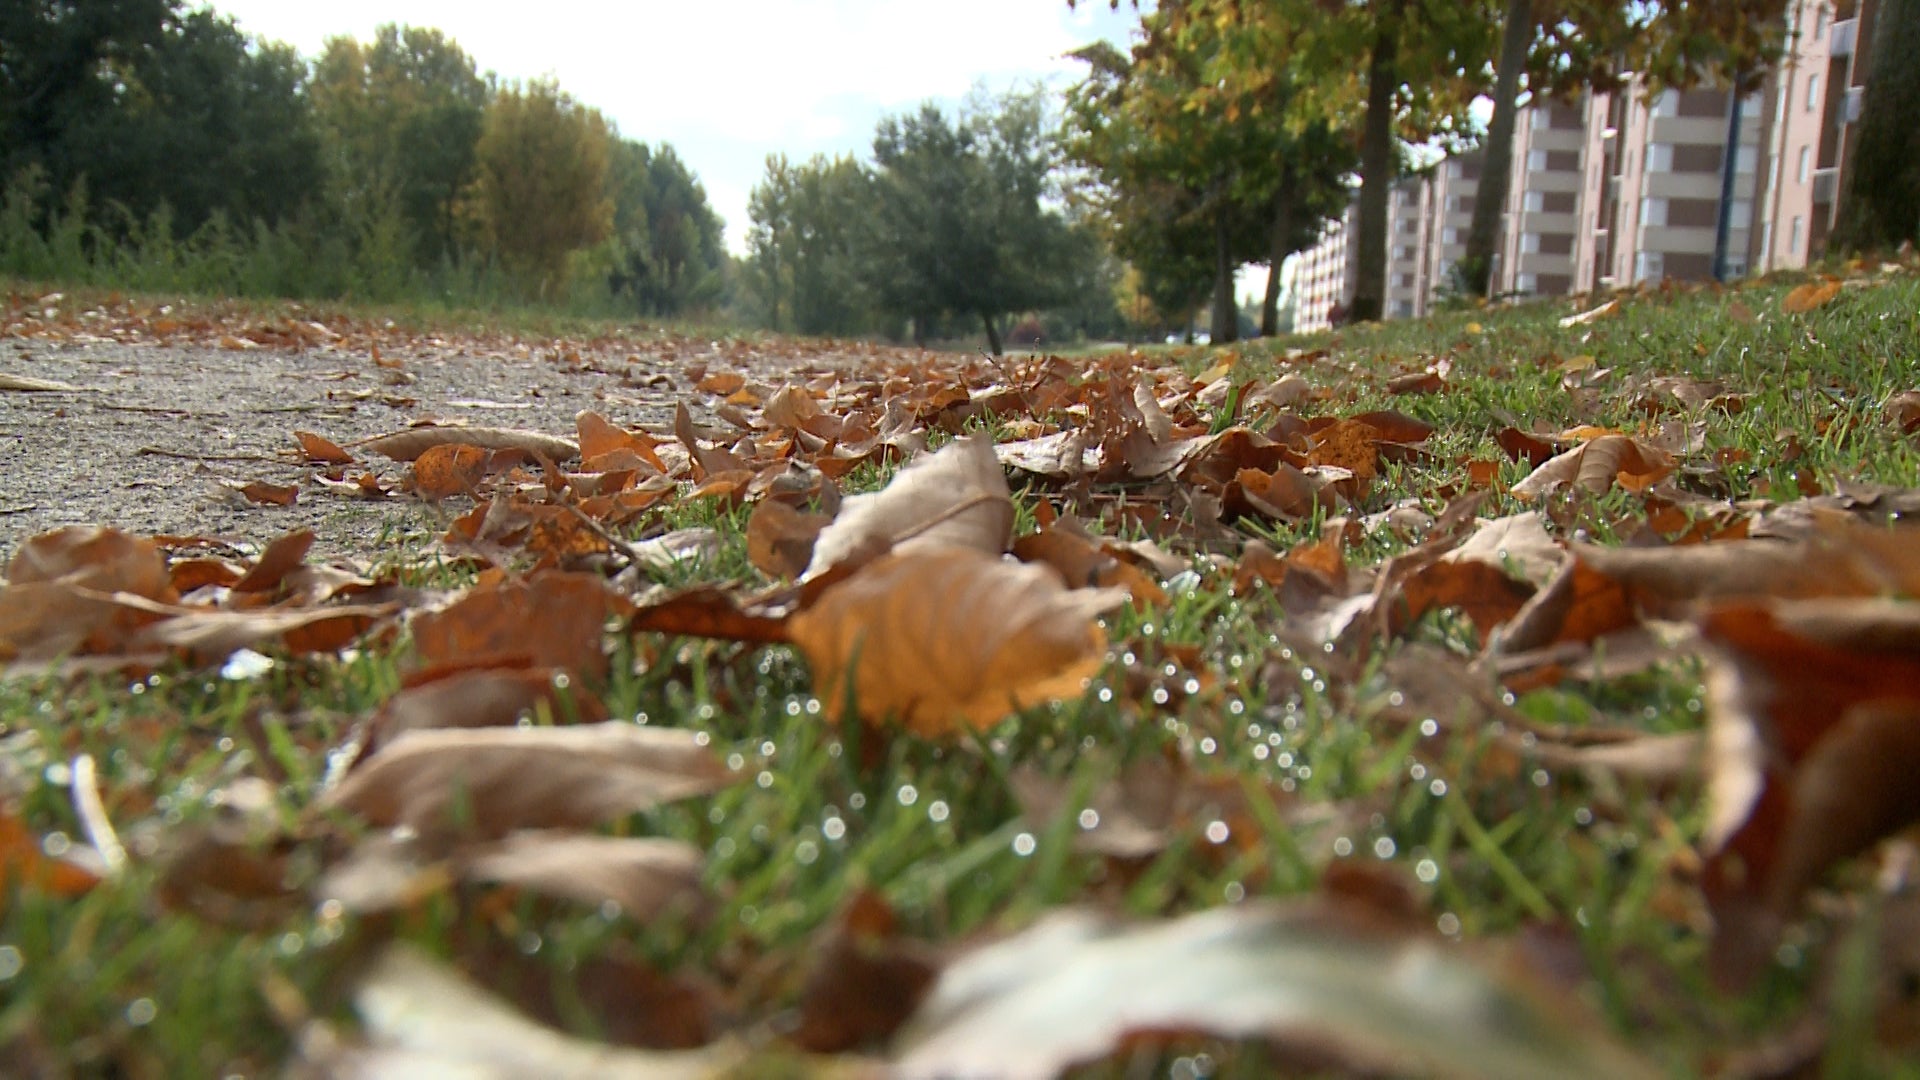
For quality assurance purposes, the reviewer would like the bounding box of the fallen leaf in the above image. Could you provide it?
[1559,298,1619,327]
[237,479,299,507]
[1698,599,1920,968]
[358,426,578,463]
[1012,525,1167,608]
[1510,435,1674,498]
[318,722,734,839]
[1781,279,1842,314]
[746,500,830,581]
[306,944,726,1078]
[295,430,355,465]
[410,443,494,500]
[0,373,85,392]
[366,666,610,756]
[790,547,1125,734]
[891,902,1657,1079]
[576,410,666,473]
[1885,391,1920,435]
[411,571,622,681]
[2,808,102,912]
[792,890,941,1052]
[803,433,1014,581]
[463,832,705,920]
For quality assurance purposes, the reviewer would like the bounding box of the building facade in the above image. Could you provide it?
[1288,0,1879,330]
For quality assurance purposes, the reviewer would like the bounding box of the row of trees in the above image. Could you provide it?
[0,2,725,312]
[1056,0,1813,335]
[742,90,1145,351]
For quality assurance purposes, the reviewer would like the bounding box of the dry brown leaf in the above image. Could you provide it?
[367,666,610,757]
[129,599,396,660]
[0,372,85,392]
[891,902,1657,1080]
[746,500,831,580]
[358,425,578,463]
[237,479,299,507]
[1559,298,1620,327]
[2,809,102,912]
[792,890,941,1053]
[790,547,1125,735]
[1443,511,1564,588]
[6,525,173,597]
[463,832,705,920]
[313,945,728,1077]
[803,433,1013,581]
[409,443,493,500]
[411,571,621,681]
[1012,526,1167,608]
[1699,599,1920,953]
[624,584,793,645]
[1509,435,1674,498]
[318,722,734,839]
[1885,391,1920,435]
[576,410,666,472]
[1781,279,1842,314]
[294,430,355,465]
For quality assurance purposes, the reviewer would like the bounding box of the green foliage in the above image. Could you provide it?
[462,78,615,299]
[866,88,1077,352]
[602,141,728,317]
[746,152,880,335]
[309,24,489,269]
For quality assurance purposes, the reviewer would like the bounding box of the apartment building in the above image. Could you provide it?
[1288,0,1879,327]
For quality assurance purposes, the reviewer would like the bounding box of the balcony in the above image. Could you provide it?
[1830,18,1857,57]
[1812,167,1839,204]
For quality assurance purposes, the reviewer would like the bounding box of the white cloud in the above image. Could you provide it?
[207,0,1139,250]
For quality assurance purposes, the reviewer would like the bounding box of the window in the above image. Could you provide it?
[1522,232,1542,254]
[1806,73,1820,111]
[1814,4,1829,40]
[1446,195,1462,213]
[1737,145,1757,174]
[1527,149,1548,171]
[1799,145,1812,183]
[1791,215,1805,253]
[1392,245,1412,261]
[1635,251,1664,283]
[1640,197,1669,227]
[1531,108,1552,130]
[1731,198,1753,226]
[1523,190,1545,212]
[1449,160,1466,178]
[1442,226,1459,244]
[1653,91,1679,118]
[1517,272,1539,293]
[1647,144,1673,172]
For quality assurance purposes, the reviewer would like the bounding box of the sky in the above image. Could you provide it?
[206,1,1145,256]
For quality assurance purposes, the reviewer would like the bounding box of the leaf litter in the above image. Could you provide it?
[7,264,1920,1075]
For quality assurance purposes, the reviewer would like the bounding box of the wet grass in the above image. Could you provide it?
[4,265,1919,1076]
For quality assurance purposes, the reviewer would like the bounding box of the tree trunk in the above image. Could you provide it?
[1351,8,1402,324]
[981,310,1004,355]
[1833,0,1920,254]
[1211,203,1238,344]
[1262,181,1292,336]
[1462,0,1533,297]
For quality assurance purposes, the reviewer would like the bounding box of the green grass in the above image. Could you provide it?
[5,265,1920,1076]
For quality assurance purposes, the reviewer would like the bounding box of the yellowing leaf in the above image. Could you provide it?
[790,548,1125,735]
[1509,435,1673,498]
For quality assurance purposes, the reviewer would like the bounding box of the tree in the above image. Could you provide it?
[1834,0,1919,254]
[604,140,725,317]
[747,153,878,335]
[2,2,320,236]
[465,78,613,298]
[309,25,488,268]
[1063,13,1354,342]
[866,89,1074,353]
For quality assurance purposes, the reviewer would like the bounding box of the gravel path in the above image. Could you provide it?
[0,320,907,567]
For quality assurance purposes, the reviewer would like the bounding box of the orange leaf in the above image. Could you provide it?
[411,444,491,500]
[1780,279,1841,314]
[790,548,1124,735]
[295,430,355,465]
[238,480,299,506]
